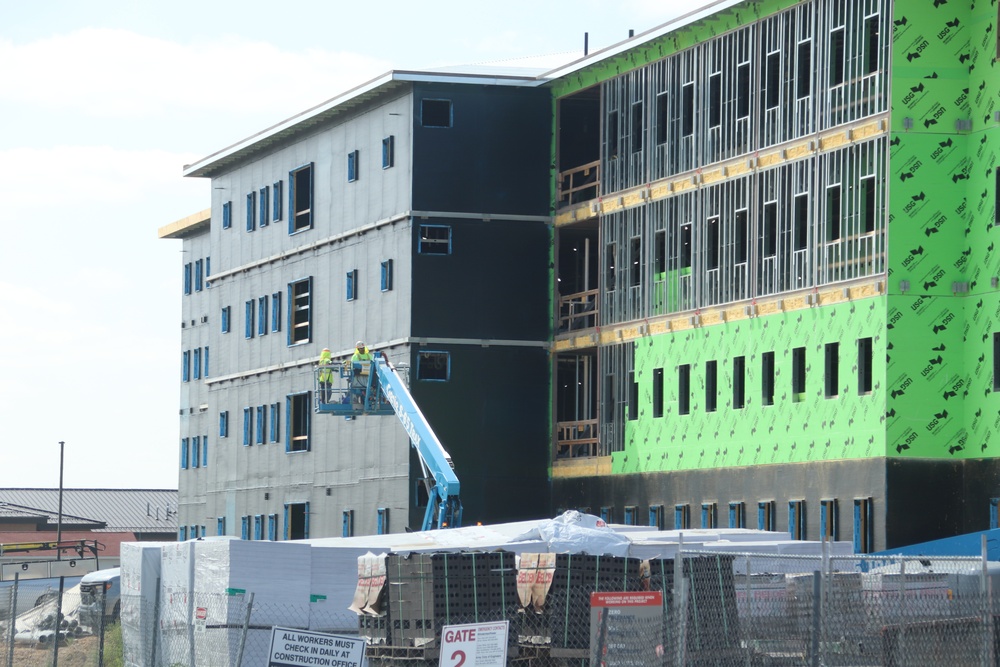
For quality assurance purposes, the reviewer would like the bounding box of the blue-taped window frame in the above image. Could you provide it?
[259,186,269,227]
[269,402,280,443]
[599,506,613,523]
[347,150,359,182]
[246,191,256,232]
[674,503,690,529]
[219,411,229,438]
[729,502,746,528]
[203,346,209,378]
[194,259,203,292]
[241,516,249,540]
[180,438,189,469]
[820,498,838,541]
[287,277,312,345]
[377,508,389,534]
[417,351,450,381]
[758,500,775,531]
[418,224,452,254]
[380,259,393,292]
[205,256,210,279]
[202,434,208,467]
[342,509,354,537]
[221,306,231,334]
[272,181,282,221]
[853,497,874,553]
[271,292,282,333]
[245,300,254,339]
[183,263,192,295]
[254,515,263,541]
[648,504,664,529]
[382,136,394,169]
[992,498,1000,530]
[268,513,278,541]
[191,436,200,469]
[256,406,266,445]
[217,516,226,536]
[182,351,190,382]
[243,407,252,447]
[289,163,314,234]
[200,526,206,538]
[222,201,232,230]
[179,526,187,541]
[789,500,805,540]
[701,502,717,528]
[258,296,268,336]
[346,269,357,301]
[623,506,637,526]
[192,348,201,380]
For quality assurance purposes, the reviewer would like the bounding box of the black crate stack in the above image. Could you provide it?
[384,551,518,648]
[544,554,646,649]
[647,554,741,662]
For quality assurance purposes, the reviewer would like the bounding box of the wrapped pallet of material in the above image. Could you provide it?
[190,538,312,667]
[158,540,197,667]
[119,541,168,667]
[310,545,372,633]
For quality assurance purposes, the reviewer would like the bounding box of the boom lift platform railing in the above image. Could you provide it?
[314,354,462,532]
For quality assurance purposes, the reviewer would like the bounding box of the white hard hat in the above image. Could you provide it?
[356,340,365,348]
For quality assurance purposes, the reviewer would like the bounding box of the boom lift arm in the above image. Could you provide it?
[315,354,463,531]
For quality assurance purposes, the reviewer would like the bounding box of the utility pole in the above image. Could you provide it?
[56,440,64,560]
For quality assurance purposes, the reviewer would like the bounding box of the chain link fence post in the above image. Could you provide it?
[899,557,907,666]
[235,592,255,667]
[150,577,161,667]
[673,535,687,667]
[983,534,993,667]
[5,574,18,667]
[98,582,107,667]
[52,575,64,667]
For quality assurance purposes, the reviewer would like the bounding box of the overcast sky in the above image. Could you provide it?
[0,0,691,490]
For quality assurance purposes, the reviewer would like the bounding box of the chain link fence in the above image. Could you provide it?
[3,550,1000,666]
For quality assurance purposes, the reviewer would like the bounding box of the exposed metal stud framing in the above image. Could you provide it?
[580,0,890,457]
[599,341,634,456]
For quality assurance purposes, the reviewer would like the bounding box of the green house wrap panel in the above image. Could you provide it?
[613,298,886,475]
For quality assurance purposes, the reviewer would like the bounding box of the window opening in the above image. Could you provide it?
[763,202,777,257]
[243,407,251,446]
[825,342,840,398]
[853,497,873,553]
[826,185,842,241]
[605,243,617,291]
[821,498,839,541]
[702,503,717,528]
[758,500,775,531]
[419,225,451,254]
[863,15,879,74]
[830,28,846,86]
[792,347,806,402]
[765,51,780,109]
[382,136,395,169]
[861,177,876,234]
[679,223,692,269]
[607,111,619,159]
[630,237,641,286]
[289,164,313,233]
[259,186,269,227]
[627,371,638,421]
[789,499,806,540]
[256,406,266,445]
[418,351,450,381]
[762,351,775,406]
[708,72,722,128]
[422,99,452,128]
[219,411,229,438]
[794,194,809,250]
[649,504,665,529]
[346,269,358,302]
[733,356,746,409]
[652,368,664,418]
[623,506,637,526]
[272,181,282,221]
[347,150,359,182]
[630,102,643,154]
[729,502,746,528]
[707,217,720,270]
[222,201,232,230]
[796,41,812,100]
[183,263,192,295]
[194,259,203,292]
[245,300,254,339]
[270,402,280,443]
[705,360,717,412]
[858,337,873,394]
[342,510,354,537]
[678,364,691,415]
[287,392,311,452]
[258,296,268,336]
[736,210,748,264]
[681,82,694,136]
[377,508,389,534]
[655,93,668,144]
[271,292,282,333]
[675,504,691,529]
[285,502,309,540]
[736,63,751,119]
[288,278,312,345]
[246,191,256,232]
[221,306,231,334]
[381,259,393,292]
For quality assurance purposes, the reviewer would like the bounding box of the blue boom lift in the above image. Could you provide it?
[314,353,463,531]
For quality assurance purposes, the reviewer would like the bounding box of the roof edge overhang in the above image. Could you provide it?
[182,69,542,179]
[538,0,748,83]
[158,208,211,239]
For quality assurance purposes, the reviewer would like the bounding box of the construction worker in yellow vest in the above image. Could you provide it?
[318,348,334,402]
[349,341,373,405]
[351,341,372,363]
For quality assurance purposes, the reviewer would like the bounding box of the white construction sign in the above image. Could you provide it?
[268,627,366,667]
[438,620,509,667]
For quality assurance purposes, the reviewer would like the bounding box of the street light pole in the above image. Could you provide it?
[56,440,64,560]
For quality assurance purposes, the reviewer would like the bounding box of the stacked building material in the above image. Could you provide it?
[646,554,741,660]
[384,551,518,648]
[539,553,645,649]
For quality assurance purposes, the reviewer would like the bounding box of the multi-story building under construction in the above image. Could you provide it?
[165,0,1000,551]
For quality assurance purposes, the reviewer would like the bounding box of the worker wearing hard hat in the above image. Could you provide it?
[351,341,372,363]
[318,348,334,402]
